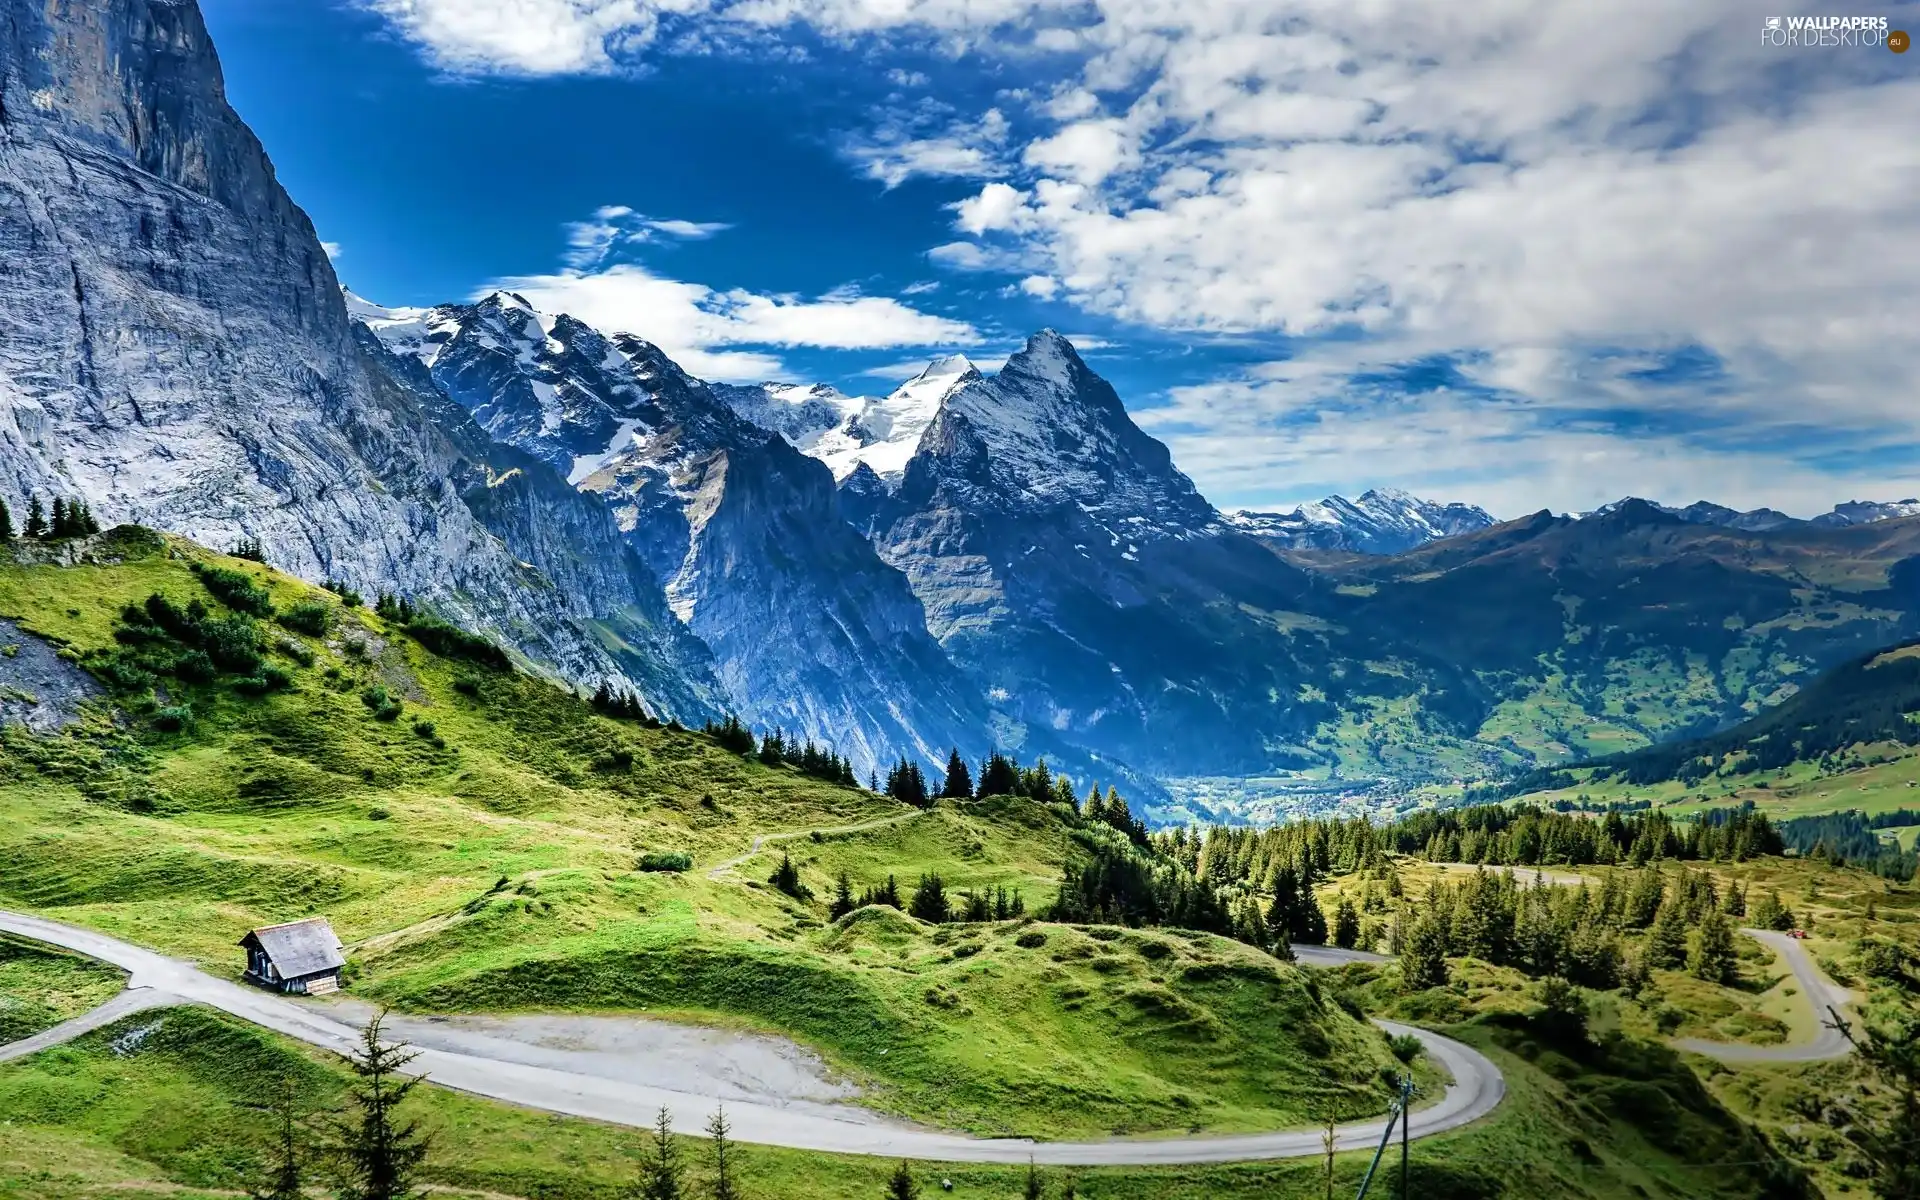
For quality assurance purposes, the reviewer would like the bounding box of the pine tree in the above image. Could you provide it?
[909,874,949,924]
[1722,881,1747,917]
[768,854,811,901]
[49,497,68,538]
[247,1076,308,1200]
[940,749,973,799]
[78,501,99,535]
[706,1107,739,1200]
[1400,912,1450,991]
[332,1011,431,1200]
[1646,897,1688,969]
[885,1162,920,1200]
[1688,907,1739,985]
[976,753,1018,798]
[23,495,46,539]
[0,497,11,541]
[1332,898,1362,950]
[637,1106,683,1200]
[1023,1158,1044,1200]
[828,871,856,921]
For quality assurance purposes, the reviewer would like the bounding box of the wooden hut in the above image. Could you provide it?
[239,917,346,995]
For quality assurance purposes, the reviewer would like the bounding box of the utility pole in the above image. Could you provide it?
[1399,1075,1413,1199]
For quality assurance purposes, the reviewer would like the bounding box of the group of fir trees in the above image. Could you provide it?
[591,680,658,725]
[632,1106,744,1200]
[1388,864,1750,993]
[822,869,1024,925]
[0,494,101,542]
[755,727,858,786]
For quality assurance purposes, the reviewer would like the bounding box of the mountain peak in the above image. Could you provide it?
[1229,490,1496,555]
[1001,329,1086,388]
[919,354,979,382]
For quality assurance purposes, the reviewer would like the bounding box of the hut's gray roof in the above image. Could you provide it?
[240,918,346,978]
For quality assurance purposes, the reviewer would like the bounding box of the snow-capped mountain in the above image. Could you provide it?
[1228,490,1497,555]
[0,0,720,721]
[713,355,982,484]
[355,292,993,777]
[1814,499,1920,527]
[846,331,1436,777]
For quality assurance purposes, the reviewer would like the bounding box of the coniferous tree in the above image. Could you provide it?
[1688,907,1739,985]
[828,871,856,921]
[976,752,1018,798]
[706,1107,739,1200]
[1722,881,1747,917]
[332,1011,431,1200]
[247,1076,308,1200]
[768,854,811,901]
[0,496,12,541]
[23,495,46,539]
[1332,898,1362,949]
[1024,1158,1044,1200]
[886,1161,920,1200]
[1646,896,1688,969]
[1826,1007,1920,1200]
[637,1106,684,1200]
[79,502,100,535]
[909,874,950,924]
[1401,912,1450,991]
[49,497,68,538]
[940,749,973,799]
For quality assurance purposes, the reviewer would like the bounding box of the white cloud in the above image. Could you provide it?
[357,0,665,74]
[320,242,344,260]
[1019,274,1059,299]
[486,225,982,381]
[843,108,1011,188]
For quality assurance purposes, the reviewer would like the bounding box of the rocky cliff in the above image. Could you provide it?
[0,0,722,720]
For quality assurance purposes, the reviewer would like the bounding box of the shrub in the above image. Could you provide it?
[639,852,693,873]
[404,615,511,670]
[1388,1033,1424,1065]
[1015,930,1048,949]
[275,637,315,667]
[452,676,481,697]
[152,705,192,732]
[368,808,392,821]
[190,562,274,616]
[277,601,331,637]
[411,720,437,738]
[232,665,293,695]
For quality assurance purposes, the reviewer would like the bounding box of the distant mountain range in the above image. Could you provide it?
[1227,490,1497,555]
[1582,497,1920,531]
[6,0,1920,813]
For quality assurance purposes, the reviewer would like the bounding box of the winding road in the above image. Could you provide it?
[0,909,1505,1166]
[1674,929,1857,1063]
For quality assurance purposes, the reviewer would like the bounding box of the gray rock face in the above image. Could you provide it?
[862,332,1400,777]
[0,618,103,733]
[0,0,721,721]
[358,293,992,777]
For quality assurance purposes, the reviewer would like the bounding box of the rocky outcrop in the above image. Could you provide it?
[0,0,720,720]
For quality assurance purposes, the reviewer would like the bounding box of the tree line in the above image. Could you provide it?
[0,494,102,543]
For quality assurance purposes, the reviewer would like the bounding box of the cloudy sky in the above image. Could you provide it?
[202,0,1920,518]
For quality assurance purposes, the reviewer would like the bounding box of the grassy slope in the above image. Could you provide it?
[0,530,1401,1139]
[0,936,124,1043]
[0,1004,1810,1200]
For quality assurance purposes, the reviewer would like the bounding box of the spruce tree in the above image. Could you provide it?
[1722,881,1747,918]
[1688,907,1738,985]
[1332,898,1361,950]
[1645,897,1688,969]
[1400,912,1450,991]
[1826,1007,1920,1199]
[332,1012,431,1200]
[885,1161,920,1200]
[23,495,45,539]
[940,749,973,799]
[828,871,856,921]
[49,497,68,538]
[247,1076,308,1200]
[909,874,949,924]
[637,1106,683,1200]
[1023,1157,1044,1200]
[0,497,11,541]
[768,854,811,901]
[706,1107,739,1200]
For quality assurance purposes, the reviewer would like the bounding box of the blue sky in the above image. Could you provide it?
[199,0,1920,518]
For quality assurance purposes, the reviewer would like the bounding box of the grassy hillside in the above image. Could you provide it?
[0,527,1403,1138]
[0,935,124,1043]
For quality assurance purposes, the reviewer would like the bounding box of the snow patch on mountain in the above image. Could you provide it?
[1229,489,1497,555]
[1581,496,1920,531]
